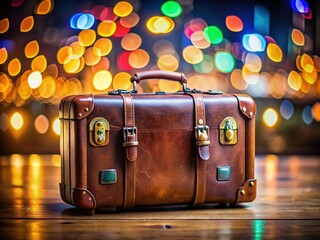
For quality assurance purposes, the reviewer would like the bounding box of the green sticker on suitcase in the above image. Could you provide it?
[217,166,231,181]
[100,169,117,184]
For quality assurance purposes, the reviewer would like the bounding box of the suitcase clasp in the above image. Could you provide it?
[219,117,238,145]
[89,117,110,147]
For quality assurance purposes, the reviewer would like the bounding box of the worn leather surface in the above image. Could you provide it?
[60,93,256,209]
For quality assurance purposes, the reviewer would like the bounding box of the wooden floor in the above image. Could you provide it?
[0,154,319,239]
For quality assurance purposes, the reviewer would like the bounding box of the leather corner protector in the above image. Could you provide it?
[235,179,257,203]
[69,94,94,120]
[73,188,96,210]
[233,94,256,119]
[76,94,94,120]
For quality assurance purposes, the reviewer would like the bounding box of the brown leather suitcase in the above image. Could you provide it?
[59,70,257,215]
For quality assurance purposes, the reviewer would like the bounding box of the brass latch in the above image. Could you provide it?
[89,117,110,146]
[195,119,210,146]
[219,117,238,145]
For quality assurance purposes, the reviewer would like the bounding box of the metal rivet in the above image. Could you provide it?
[84,107,89,112]
[242,107,247,113]
[88,197,92,201]
[198,119,204,125]
[82,191,86,195]
[240,190,245,195]
[78,113,83,117]
[249,181,255,187]
[249,111,253,117]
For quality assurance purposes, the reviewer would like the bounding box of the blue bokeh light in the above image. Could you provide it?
[70,13,95,30]
[280,100,294,120]
[291,0,309,14]
[302,105,313,125]
[242,33,266,52]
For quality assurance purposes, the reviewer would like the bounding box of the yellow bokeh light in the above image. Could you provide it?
[8,58,21,77]
[157,54,179,71]
[63,58,80,73]
[0,18,9,34]
[31,55,47,73]
[65,78,82,96]
[267,43,282,62]
[121,33,142,51]
[113,72,132,90]
[263,108,278,128]
[302,68,317,85]
[25,40,40,58]
[53,117,60,135]
[38,75,56,98]
[78,29,96,47]
[84,47,101,66]
[57,46,72,64]
[11,112,23,130]
[128,49,150,68]
[182,45,203,64]
[114,1,133,17]
[0,47,8,64]
[70,41,85,59]
[34,114,49,134]
[158,79,181,92]
[146,16,174,34]
[300,53,314,73]
[93,70,112,91]
[97,20,116,37]
[230,69,248,90]
[20,16,34,32]
[35,0,53,15]
[17,78,32,100]
[28,71,43,89]
[242,65,259,85]
[291,29,305,46]
[93,38,112,56]
[287,71,302,91]
[0,73,11,93]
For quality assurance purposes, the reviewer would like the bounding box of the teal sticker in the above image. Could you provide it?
[100,169,117,184]
[217,166,231,181]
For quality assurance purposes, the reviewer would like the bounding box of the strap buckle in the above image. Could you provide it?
[195,125,210,146]
[123,127,139,147]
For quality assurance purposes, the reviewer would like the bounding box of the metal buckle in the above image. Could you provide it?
[122,127,139,147]
[195,125,211,146]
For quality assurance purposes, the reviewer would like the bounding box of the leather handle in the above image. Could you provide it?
[131,70,187,84]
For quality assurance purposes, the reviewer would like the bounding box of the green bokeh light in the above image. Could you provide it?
[203,26,223,44]
[161,1,182,18]
[214,52,235,73]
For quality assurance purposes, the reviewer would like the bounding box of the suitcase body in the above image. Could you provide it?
[59,71,256,214]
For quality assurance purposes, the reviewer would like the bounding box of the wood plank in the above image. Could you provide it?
[0,219,319,239]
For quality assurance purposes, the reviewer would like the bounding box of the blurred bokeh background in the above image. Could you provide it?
[0,0,319,155]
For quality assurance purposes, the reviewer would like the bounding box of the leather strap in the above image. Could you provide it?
[121,94,138,209]
[188,93,210,205]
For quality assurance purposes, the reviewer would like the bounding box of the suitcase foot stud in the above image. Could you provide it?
[240,190,246,195]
